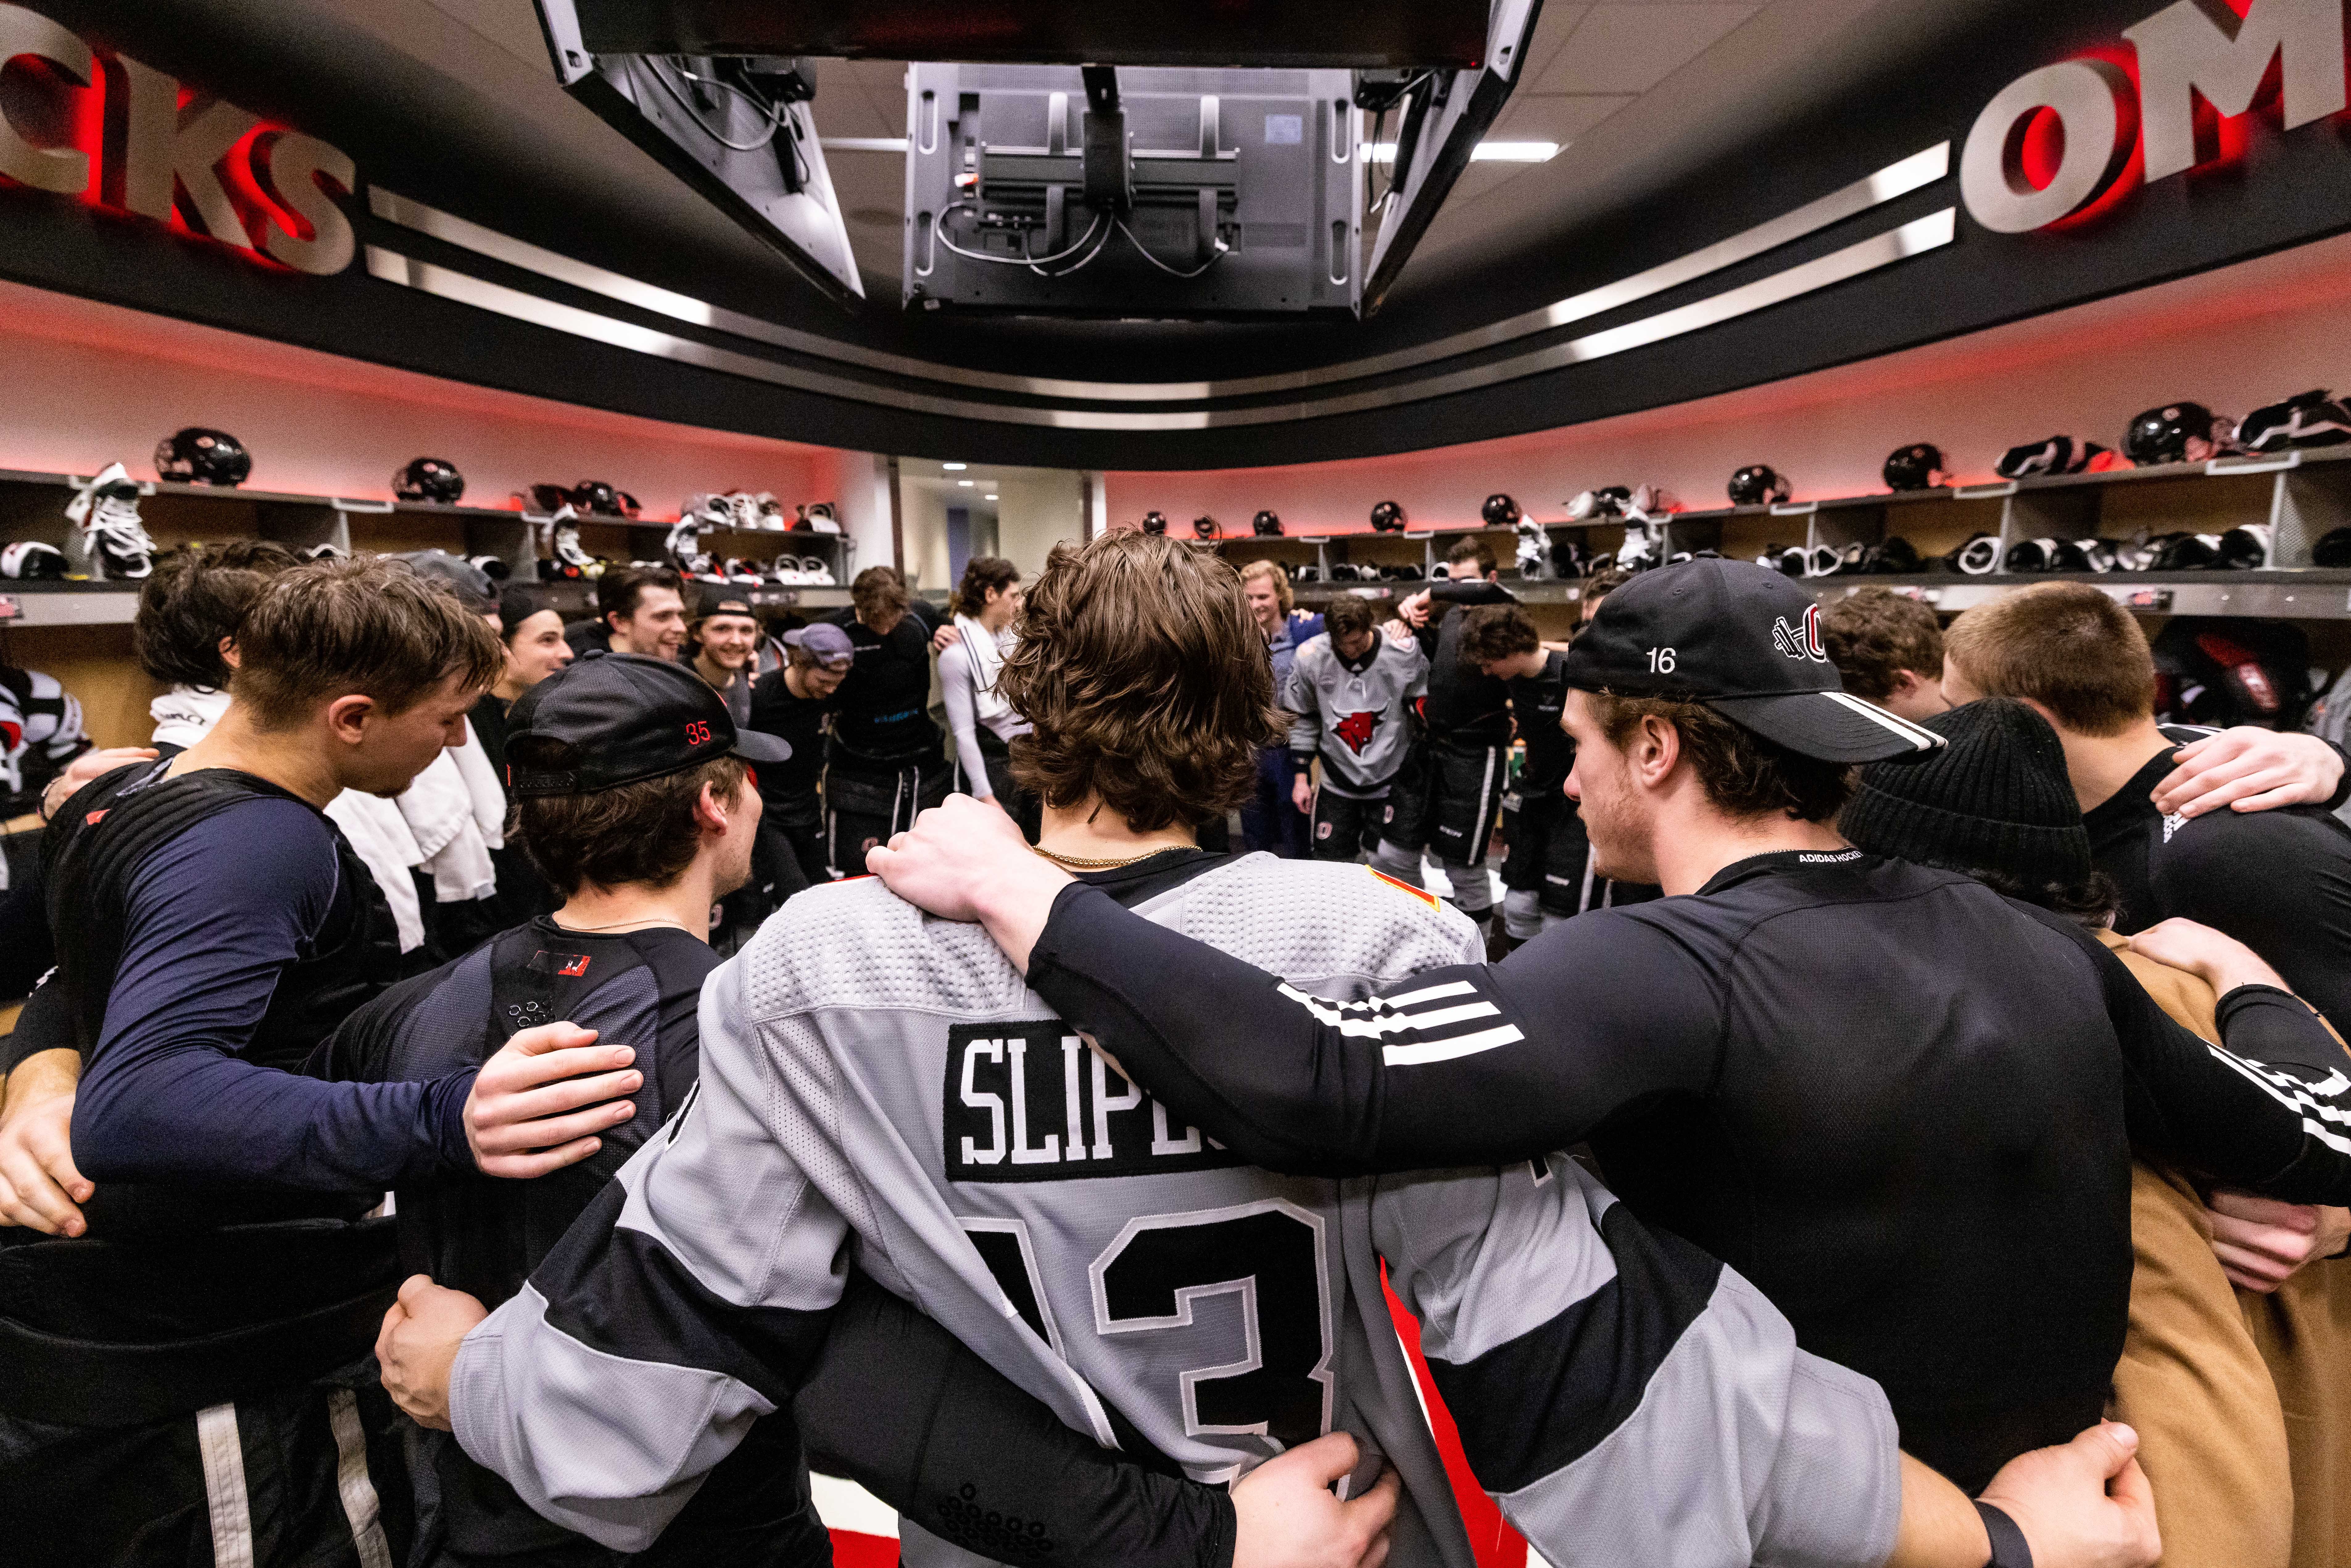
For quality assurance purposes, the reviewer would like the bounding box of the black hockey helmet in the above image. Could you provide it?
[2125,403,2233,466]
[1481,493,1522,528]
[1192,515,1220,540]
[1253,509,1283,537]
[2237,390,2351,453]
[393,456,466,504]
[1727,465,1791,507]
[1369,500,1407,532]
[1141,510,1168,535]
[526,483,574,514]
[572,480,626,516]
[155,427,251,487]
[1881,443,1946,492]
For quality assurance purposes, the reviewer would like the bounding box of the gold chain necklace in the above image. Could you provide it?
[1030,843,1182,871]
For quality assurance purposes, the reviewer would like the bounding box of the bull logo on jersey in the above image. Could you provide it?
[1332,709,1381,753]
[1773,604,1827,663]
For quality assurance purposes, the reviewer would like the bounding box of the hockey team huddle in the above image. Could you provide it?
[14,522,2351,1568]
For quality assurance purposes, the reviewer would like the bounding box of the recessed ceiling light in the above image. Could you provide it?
[984,494,999,501]
[958,479,975,486]
[942,462,967,470]
[1364,139,1560,164]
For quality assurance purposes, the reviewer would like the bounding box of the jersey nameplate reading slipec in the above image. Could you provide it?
[944,1021,1238,1183]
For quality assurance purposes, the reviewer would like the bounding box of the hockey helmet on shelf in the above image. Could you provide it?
[1369,500,1407,533]
[1141,510,1169,535]
[1253,509,1283,537]
[154,427,251,487]
[1481,493,1522,528]
[1882,443,1947,492]
[1727,466,1791,507]
[2124,403,2240,466]
[393,457,466,504]
[1192,515,1221,540]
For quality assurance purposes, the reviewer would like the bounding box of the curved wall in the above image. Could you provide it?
[1109,229,2351,530]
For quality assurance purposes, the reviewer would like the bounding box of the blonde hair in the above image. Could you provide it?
[1238,558,1294,614]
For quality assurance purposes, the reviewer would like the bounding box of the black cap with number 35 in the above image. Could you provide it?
[1561,559,1945,764]
[505,650,792,797]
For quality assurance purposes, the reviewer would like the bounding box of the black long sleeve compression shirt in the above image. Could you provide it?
[1024,846,2351,1489]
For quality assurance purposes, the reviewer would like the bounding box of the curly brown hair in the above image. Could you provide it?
[998,530,1284,832]
[135,539,299,689]
[1457,604,1539,666]
[951,556,1020,619]
[1587,693,1856,823]
[1819,587,1944,703]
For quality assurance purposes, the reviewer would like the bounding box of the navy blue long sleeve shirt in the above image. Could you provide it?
[70,796,475,1190]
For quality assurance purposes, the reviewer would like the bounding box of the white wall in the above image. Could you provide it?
[993,471,1088,580]
[830,452,898,577]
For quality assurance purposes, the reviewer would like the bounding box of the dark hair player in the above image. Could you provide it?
[1457,603,1655,956]
[334,652,1263,1567]
[1379,537,1515,941]
[747,621,855,891]
[0,558,653,1568]
[873,557,2351,1562]
[823,565,949,874]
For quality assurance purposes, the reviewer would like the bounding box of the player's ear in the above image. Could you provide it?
[324,693,376,746]
[1636,713,1682,786]
[694,780,730,834]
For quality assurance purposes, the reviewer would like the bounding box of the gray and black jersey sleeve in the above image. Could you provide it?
[1372,1155,1899,1568]
[449,961,1238,1566]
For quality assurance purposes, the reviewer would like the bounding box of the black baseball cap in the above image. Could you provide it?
[505,650,791,797]
[1561,558,1945,763]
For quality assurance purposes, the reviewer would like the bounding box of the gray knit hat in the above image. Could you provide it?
[1841,698,2092,886]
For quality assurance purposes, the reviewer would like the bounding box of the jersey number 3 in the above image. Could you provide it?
[1090,1199,1333,1450]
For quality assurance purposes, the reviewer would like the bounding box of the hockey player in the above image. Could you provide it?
[1460,603,1656,954]
[1285,594,1426,864]
[1378,539,1513,937]
[869,557,2351,1505]
[318,650,1254,1567]
[823,567,951,876]
[387,535,2156,1568]
[0,558,652,1567]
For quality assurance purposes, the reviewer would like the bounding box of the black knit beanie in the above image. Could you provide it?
[1841,698,2092,887]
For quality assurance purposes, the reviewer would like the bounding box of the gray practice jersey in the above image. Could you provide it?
[452,856,1901,1568]
[1286,633,1428,796]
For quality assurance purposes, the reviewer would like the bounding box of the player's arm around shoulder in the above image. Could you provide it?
[1376,1154,1905,1568]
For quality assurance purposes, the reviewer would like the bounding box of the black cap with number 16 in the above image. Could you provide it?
[1561,558,1945,764]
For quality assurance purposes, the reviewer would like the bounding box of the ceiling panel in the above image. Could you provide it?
[1484,92,1638,144]
[1534,4,1762,94]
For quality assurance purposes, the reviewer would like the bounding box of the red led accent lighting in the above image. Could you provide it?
[2016,105,2066,192]
[2043,42,2144,234]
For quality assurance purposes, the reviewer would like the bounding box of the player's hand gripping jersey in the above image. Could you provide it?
[452,855,1901,1568]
